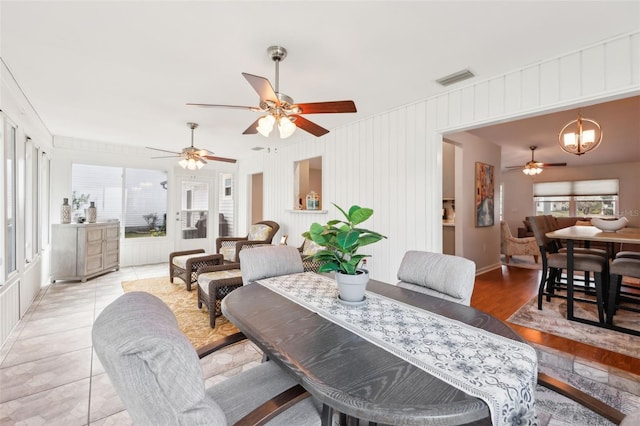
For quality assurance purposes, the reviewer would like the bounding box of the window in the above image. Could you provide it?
[4,117,17,279]
[534,179,619,218]
[72,164,167,238]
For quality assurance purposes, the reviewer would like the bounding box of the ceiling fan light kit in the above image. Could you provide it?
[507,146,567,175]
[187,45,357,139]
[558,114,603,156]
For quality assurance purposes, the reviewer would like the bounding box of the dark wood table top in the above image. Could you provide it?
[222,278,524,425]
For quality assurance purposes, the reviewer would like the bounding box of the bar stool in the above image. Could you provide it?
[528,216,609,324]
[607,258,640,325]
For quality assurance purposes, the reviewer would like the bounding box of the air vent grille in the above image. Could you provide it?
[436,69,475,87]
[251,146,265,151]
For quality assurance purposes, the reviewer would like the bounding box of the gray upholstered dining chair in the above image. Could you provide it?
[92,291,321,425]
[528,215,608,322]
[396,250,476,305]
[239,245,304,285]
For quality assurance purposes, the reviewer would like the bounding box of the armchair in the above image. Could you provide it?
[216,220,280,264]
[500,220,540,264]
[92,292,321,425]
[297,239,324,273]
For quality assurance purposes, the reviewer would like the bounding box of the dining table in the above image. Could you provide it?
[222,272,539,426]
[545,225,640,335]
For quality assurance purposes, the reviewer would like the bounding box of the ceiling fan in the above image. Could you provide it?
[187,45,357,138]
[506,146,566,175]
[146,122,236,169]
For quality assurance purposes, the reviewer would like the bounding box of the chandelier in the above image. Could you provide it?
[558,114,603,156]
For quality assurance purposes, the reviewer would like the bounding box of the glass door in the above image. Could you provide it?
[175,175,213,252]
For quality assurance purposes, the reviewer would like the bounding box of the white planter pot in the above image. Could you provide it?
[335,269,369,302]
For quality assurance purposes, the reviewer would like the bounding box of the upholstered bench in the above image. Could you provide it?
[196,265,243,327]
[169,249,223,291]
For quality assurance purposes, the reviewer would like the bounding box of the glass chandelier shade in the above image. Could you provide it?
[558,114,603,156]
[178,157,205,170]
[256,114,296,139]
[522,163,543,175]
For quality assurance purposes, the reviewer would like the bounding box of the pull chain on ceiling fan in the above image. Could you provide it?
[187,45,357,138]
[506,146,567,175]
[146,122,237,168]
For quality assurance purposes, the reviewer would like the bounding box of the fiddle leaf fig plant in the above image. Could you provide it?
[302,203,387,275]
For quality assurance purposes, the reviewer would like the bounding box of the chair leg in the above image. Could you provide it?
[607,274,623,325]
[533,255,539,263]
[538,267,550,309]
[594,272,605,323]
[505,255,511,264]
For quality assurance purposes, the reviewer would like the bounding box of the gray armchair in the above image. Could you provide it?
[396,250,476,306]
[92,291,321,425]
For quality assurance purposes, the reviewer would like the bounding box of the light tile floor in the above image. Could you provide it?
[0,263,262,425]
[1,263,638,425]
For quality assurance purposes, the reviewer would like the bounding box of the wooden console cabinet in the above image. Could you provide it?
[51,222,120,282]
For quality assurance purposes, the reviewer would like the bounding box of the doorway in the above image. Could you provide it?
[174,175,214,252]
[250,173,263,223]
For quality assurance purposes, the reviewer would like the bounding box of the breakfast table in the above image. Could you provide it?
[545,225,640,335]
[222,272,539,425]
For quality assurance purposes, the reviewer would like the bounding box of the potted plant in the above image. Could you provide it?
[302,203,386,303]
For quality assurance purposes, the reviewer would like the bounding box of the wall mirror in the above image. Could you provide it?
[293,156,322,210]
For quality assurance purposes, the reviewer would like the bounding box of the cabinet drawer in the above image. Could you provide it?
[86,241,104,256]
[104,252,119,269]
[105,226,120,240]
[86,228,104,243]
[85,254,104,274]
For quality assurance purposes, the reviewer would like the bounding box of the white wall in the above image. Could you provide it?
[0,60,54,344]
[236,31,640,283]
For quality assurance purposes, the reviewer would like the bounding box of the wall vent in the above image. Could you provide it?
[251,146,265,151]
[436,69,475,86]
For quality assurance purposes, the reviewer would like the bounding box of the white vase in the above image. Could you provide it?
[335,269,369,302]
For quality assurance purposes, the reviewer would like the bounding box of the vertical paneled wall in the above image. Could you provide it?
[238,31,639,283]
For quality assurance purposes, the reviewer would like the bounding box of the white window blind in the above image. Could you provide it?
[534,179,619,197]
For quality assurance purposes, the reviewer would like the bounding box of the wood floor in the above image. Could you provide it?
[472,265,640,376]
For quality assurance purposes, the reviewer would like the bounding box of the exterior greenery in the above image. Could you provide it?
[302,203,387,275]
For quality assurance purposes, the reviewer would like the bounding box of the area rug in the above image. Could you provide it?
[121,276,239,349]
[507,294,640,359]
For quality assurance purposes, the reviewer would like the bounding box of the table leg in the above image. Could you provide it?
[567,239,575,320]
[321,404,334,426]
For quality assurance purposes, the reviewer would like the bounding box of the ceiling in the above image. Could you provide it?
[1,1,639,166]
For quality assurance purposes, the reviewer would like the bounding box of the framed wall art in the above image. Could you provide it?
[475,162,494,227]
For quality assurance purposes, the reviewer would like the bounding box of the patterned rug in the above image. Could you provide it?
[121,276,239,349]
[507,293,640,359]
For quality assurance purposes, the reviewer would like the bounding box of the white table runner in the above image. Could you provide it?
[258,272,538,426]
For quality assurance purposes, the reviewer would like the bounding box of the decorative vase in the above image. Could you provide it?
[87,202,97,223]
[61,198,71,224]
[335,269,369,303]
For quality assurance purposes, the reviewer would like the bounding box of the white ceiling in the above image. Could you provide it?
[2,1,639,167]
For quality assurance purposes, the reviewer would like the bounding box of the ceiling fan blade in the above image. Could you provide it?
[292,115,329,137]
[151,156,181,159]
[295,100,357,114]
[146,146,181,155]
[242,118,260,135]
[202,155,237,164]
[186,103,259,111]
[539,162,567,167]
[242,73,278,103]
